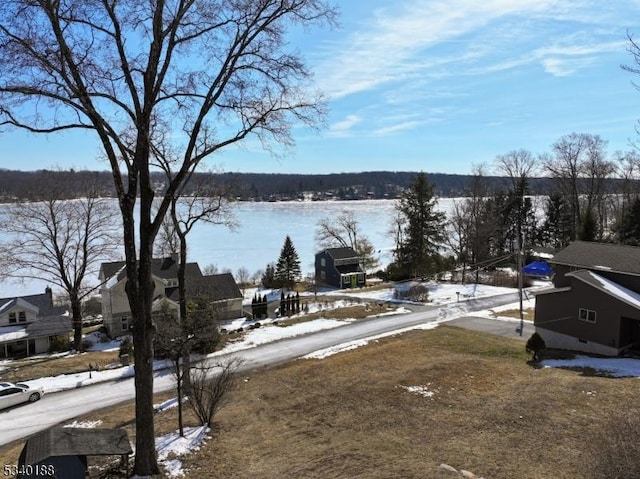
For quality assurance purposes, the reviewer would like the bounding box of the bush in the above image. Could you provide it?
[49,335,71,353]
[81,338,93,351]
[119,336,133,358]
[525,332,546,361]
[393,284,430,302]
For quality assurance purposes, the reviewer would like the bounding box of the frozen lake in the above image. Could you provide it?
[0,196,537,298]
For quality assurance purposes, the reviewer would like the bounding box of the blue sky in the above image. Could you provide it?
[2,0,640,175]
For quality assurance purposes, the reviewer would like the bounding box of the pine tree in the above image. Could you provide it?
[394,173,446,278]
[275,235,301,289]
[261,263,276,288]
[618,197,640,245]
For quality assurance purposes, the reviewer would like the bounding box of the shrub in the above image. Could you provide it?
[119,336,133,358]
[525,332,546,361]
[393,284,430,302]
[49,335,71,353]
[81,338,93,351]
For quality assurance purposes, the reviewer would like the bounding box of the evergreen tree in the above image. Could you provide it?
[618,197,640,245]
[578,207,597,242]
[262,294,268,318]
[261,263,277,288]
[540,193,573,249]
[393,173,446,278]
[275,235,301,289]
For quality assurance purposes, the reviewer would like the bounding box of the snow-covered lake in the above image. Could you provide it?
[0,196,545,298]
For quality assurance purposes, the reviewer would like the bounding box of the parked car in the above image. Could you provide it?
[0,383,44,410]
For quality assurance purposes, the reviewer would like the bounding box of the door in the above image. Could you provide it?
[351,275,357,288]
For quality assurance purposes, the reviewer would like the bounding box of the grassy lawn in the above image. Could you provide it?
[491,307,535,321]
[0,350,120,383]
[1,325,634,478]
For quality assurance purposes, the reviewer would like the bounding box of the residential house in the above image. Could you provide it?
[534,241,640,356]
[315,247,366,289]
[99,254,243,337]
[0,287,71,358]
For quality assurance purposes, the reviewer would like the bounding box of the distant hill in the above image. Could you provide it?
[0,168,589,202]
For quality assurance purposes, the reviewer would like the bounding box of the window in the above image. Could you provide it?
[320,257,326,267]
[579,308,596,323]
[320,271,326,280]
[18,311,26,322]
[121,315,129,332]
[8,313,16,324]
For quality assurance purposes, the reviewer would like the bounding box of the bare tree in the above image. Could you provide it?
[154,299,220,437]
[0,1,336,474]
[0,172,119,352]
[316,211,379,271]
[188,358,241,428]
[235,267,251,294]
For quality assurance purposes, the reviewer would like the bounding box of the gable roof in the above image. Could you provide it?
[321,247,359,260]
[101,257,203,283]
[0,290,65,317]
[20,427,132,465]
[567,269,640,311]
[166,273,242,302]
[550,241,640,276]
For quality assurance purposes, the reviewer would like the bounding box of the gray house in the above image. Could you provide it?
[315,247,366,289]
[18,427,132,478]
[534,241,640,356]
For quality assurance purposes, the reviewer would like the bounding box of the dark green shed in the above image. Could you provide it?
[17,427,132,478]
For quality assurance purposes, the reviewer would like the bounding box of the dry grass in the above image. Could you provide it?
[1,326,633,478]
[278,302,394,325]
[491,307,535,321]
[0,350,120,383]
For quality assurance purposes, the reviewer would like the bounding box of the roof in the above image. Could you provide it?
[20,427,132,465]
[25,315,72,337]
[550,241,640,276]
[0,290,64,317]
[101,257,203,283]
[567,270,640,311]
[167,273,242,302]
[321,247,359,260]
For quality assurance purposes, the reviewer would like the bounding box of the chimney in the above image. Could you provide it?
[45,286,52,305]
[171,252,179,264]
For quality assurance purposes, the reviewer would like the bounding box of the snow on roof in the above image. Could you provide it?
[571,270,640,310]
[0,326,28,342]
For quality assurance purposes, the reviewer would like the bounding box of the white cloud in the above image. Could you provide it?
[327,114,362,137]
[373,120,424,136]
[315,0,558,98]
[314,0,631,98]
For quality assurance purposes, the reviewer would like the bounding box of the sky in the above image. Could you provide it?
[2,1,640,175]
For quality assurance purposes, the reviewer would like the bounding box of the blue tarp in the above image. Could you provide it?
[523,261,553,276]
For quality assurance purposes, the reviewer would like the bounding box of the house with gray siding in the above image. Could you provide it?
[534,241,640,356]
[315,247,366,289]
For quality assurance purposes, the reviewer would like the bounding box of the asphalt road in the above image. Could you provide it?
[0,291,527,447]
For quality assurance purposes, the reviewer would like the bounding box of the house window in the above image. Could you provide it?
[320,271,326,280]
[8,312,16,324]
[121,315,129,332]
[18,311,26,322]
[578,308,596,323]
[320,257,326,267]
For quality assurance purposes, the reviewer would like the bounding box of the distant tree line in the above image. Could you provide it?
[5,167,631,202]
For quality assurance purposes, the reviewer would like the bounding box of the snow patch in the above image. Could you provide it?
[156,426,210,478]
[542,355,640,377]
[63,419,103,428]
[400,384,436,398]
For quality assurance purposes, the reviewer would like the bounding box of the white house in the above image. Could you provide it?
[0,288,71,358]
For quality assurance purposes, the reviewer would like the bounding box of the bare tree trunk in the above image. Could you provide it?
[70,294,83,353]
